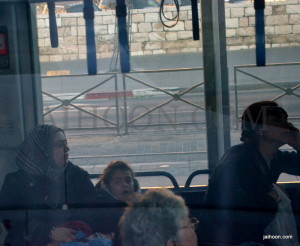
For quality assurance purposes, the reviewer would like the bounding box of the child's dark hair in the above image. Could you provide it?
[95,160,134,190]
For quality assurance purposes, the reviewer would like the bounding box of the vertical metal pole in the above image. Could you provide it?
[201,0,231,170]
[234,66,239,129]
[122,74,129,135]
[115,73,120,135]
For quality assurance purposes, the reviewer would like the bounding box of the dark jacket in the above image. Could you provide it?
[0,162,96,246]
[200,143,300,245]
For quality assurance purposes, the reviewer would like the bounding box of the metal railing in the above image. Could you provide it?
[42,72,121,133]
[234,62,300,128]
[122,68,205,134]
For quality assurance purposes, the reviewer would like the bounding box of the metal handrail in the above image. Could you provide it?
[184,169,212,188]
[90,171,180,189]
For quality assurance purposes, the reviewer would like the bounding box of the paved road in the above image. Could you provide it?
[41,46,300,94]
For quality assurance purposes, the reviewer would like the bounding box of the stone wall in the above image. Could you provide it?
[37,0,300,62]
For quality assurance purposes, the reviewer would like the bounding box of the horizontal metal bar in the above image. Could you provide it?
[129,67,204,74]
[41,72,116,79]
[69,150,207,159]
[234,62,300,69]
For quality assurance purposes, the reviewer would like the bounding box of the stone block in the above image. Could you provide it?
[273,5,286,15]
[226,18,239,28]
[37,19,46,28]
[153,50,167,55]
[58,27,71,37]
[231,7,244,17]
[38,38,45,47]
[38,28,50,38]
[138,23,152,33]
[236,27,254,37]
[132,14,145,23]
[226,29,236,38]
[166,32,177,41]
[265,26,275,35]
[44,38,51,47]
[50,55,63,62]
[181,47,198,53]
[177,31,193,40]
[71,27,77,36]
[275,25,292,34]
[225,8,230,18]
[78,37,86,45]
[289,14,300,25]
[132,33,148,42]
[56,18,62,28]
[39,55,50,62]
[149,33,166,41]
[166,49,181,54]
[64,36,77,45]
[265,6,272,16]
[131,42,143,51]
[293,24,300,33]
[268,35,288,44]
[79,54,87,59]
[185,40,201,48]
[266,15,288,25]
[185,20,193,31]
[95,25,108,35]
[245,7,255,16]
[78,18,85,26]
[63,54,78,61]
[144,50,153,55]
[62,18,77,26]
[103,16,115,24]
[145,13,159,22]
[289,34,300,42]
[152,23,164,32]
[131,51,144,56]
[239,17,249,27]
[164,21,184,32]
[78,45,87,53]
[179,10,188,20]
[108,24,116,34]
[145,42,162,50]
[163,41,186,49]
[249,17,255,26]
[287,5,300,14]
[227,37,244,46]
[100,52,113,58]
[94,16,103,25]
[77,26,85,37]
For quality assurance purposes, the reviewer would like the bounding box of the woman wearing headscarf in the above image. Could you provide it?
[0,124,96,246]
[200,101,300,246]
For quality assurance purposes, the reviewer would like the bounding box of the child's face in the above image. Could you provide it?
[107,170,134,202]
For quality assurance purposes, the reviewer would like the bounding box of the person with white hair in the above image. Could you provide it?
[119,188,198,246]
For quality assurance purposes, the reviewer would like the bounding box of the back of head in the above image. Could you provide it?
[16,124,64,175]
[120,189,188,246]
[240,101,288,143]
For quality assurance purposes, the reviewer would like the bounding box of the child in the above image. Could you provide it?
[95,160,140,203]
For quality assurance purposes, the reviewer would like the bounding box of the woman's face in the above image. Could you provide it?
[52,131,69,168]
[107,170,134,202]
